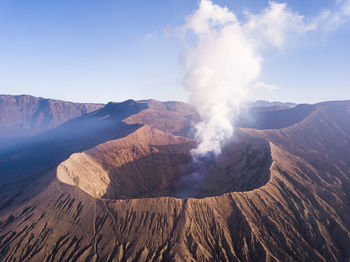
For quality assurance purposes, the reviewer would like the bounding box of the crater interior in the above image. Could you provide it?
[57,126,272,199]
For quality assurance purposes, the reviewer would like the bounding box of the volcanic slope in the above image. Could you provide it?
[0,100,350,261]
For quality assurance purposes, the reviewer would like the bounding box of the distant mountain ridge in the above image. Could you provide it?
[0,95,298,139]
[0,94,104,137]
[0,94,104,150]
[0,95,302,151]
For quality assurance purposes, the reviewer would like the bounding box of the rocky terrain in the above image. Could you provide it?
[0,98,349,261]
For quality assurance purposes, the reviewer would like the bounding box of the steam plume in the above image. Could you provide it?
[180,0,345,159]
[182,0,261,158]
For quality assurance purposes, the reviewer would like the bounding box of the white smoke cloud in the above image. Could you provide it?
[312,0,350,32]
[244,2,315,49]
[254,82,279,91]
[180,0,350,159]
[145,31,157,40]
[182,2,261,157]
[181,0,301,158]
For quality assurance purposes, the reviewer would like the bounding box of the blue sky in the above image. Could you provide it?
[0,0,349,104]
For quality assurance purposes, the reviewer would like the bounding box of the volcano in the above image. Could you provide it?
[0,97,349,261]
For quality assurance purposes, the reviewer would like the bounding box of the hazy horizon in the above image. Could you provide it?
[2,92,339,105]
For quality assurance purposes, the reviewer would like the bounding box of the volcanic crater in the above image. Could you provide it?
[57,125,272,199]
[1,99,350,262]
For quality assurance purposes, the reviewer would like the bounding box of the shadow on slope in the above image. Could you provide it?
[238,104,315,130]
[0,100,147,210]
